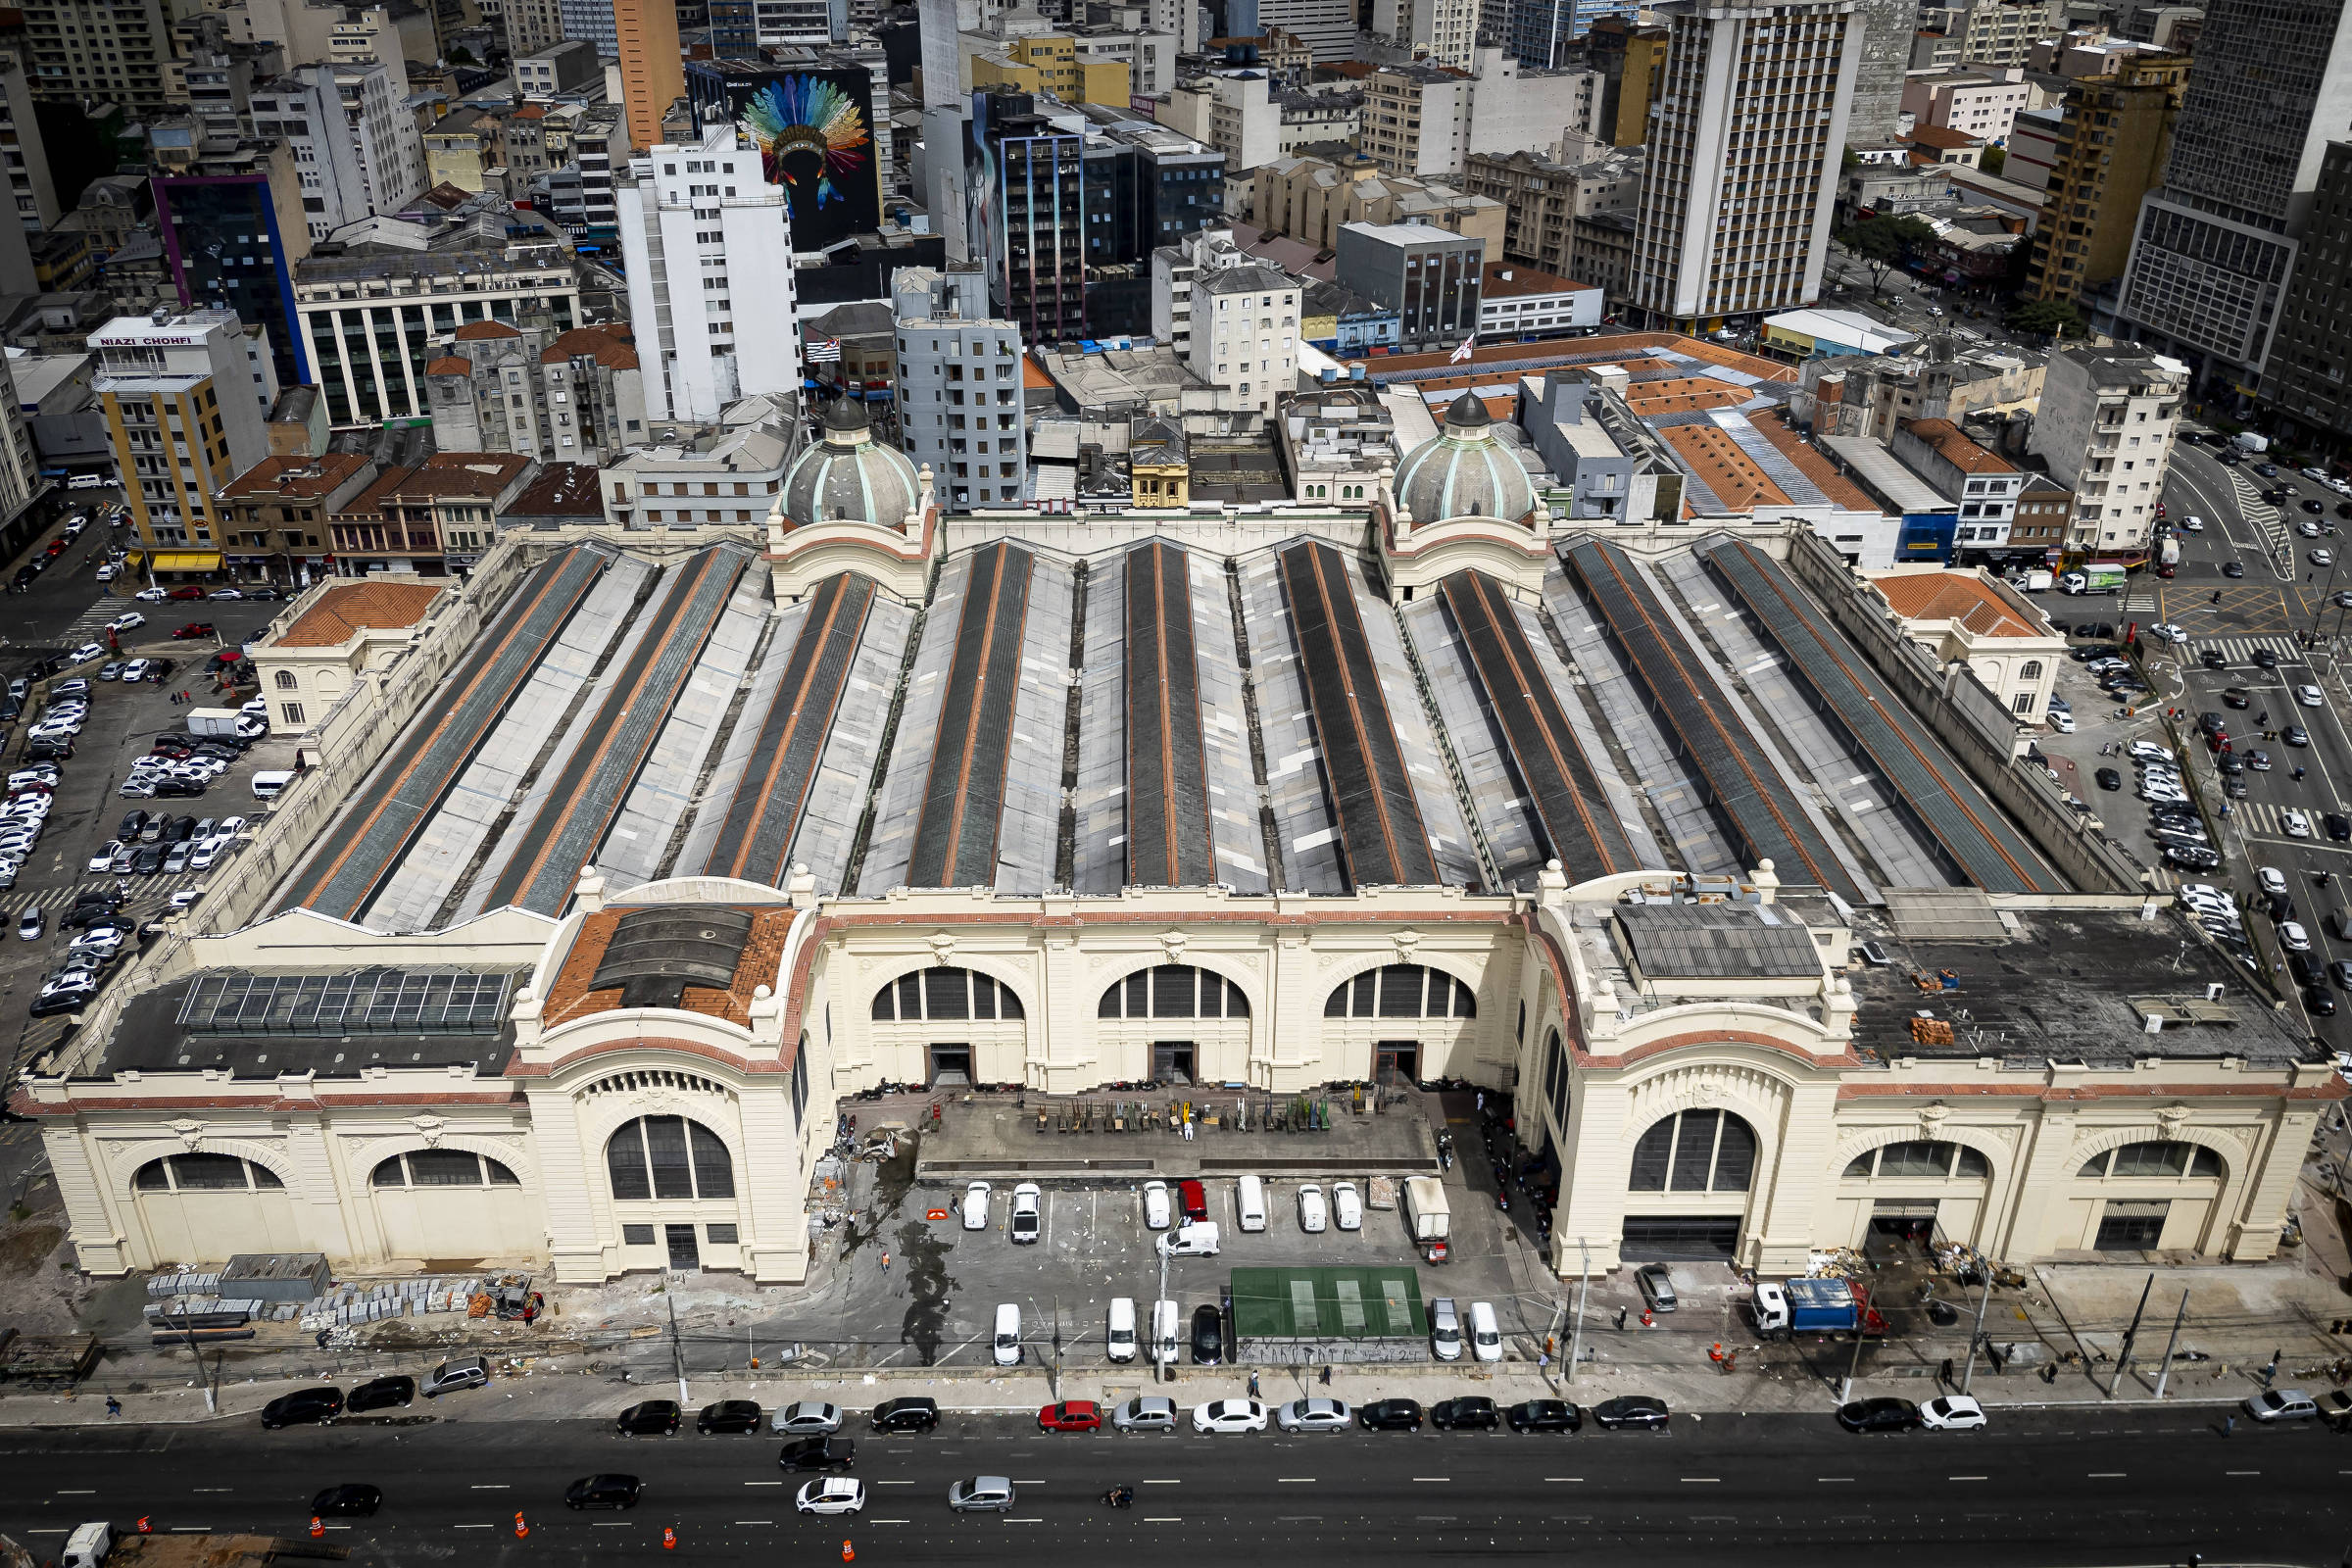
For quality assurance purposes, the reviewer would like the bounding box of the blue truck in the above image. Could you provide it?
[1751,1277,1887,1337]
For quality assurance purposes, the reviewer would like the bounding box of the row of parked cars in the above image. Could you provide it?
[120,733,253,800]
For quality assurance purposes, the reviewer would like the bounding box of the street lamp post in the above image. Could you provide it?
[1566,1236,1591,1386]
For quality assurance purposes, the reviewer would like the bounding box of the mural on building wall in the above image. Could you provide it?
[735,73,876,250]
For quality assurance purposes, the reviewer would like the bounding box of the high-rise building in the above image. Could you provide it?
[152,146,315,390]
[2116,0,2352,390]
[616,124,804,424]
[2260,142,2352,444]
[891,267,1027,511]
[967,90,1087,345]
[1249,0,1354,62]
[1335,220,1482,354]
[614,0,686,151]
[0,52,57,233]
[92,310,277,561]
[1843,0,1912,145]
[1359,50,1600,181]
[1185,264,1300,417]
[557,0,619,55]
[1369,0,1479,69]
[2025,346,2185,556]
[424,320,646,464]
[21,0,174,111]
[1627,0,1862,331]
[251,63,429,241]
[1585,17,1668,146]
[1509,0,1641,70]
[2020,53,2185,306]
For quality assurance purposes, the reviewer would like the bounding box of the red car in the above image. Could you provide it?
[1178,1179,1208,1223]
[169,586,208,600]
[171,622,217,640]
[1037,1399,1101,1433]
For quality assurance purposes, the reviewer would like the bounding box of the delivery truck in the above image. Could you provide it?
[2233,431,2271,454]
[1401,1175,1451,1263]
[187,707,266,740]
[2156,536,2181,577]
[1751,1277,1888,1337]
[2059,564,2127,596]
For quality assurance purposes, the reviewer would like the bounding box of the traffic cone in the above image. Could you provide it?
[135,1519,150,1536]
[662,1527,677,1551]
[310,1518,324,1540]
[514,1512,528,1540]
[842,1541,855,1562]
[1640,1308,1655,1328]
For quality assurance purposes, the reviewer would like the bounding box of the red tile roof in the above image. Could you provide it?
[273,581,446,648]
[424,356,471,376]
[453,319,522,340]
[1868,570,2044,638]
[540,325,638,369]
[218,452,373,501]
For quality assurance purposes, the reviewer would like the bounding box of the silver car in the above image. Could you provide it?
[771,1400,844,1436]
[947,1476,1014,1513]
[1110,1395,1178,1433]
[1275,1396,1352,1433]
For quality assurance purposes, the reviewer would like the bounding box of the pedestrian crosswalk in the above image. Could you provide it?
[13,870,207,912]
[2186,633,2307,667]
[2227,468,2289,558]
[2124,589,2160,612]
[2230,799,2341,839]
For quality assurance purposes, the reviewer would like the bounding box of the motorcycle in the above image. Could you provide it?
[1102,1485,1136,1510]
[1434,1130,1454,1172]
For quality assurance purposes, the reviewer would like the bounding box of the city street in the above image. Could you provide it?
[0,1404,2337,1565]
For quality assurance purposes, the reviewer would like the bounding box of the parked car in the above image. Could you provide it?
[870,1396,939,1433]
[960,1180,992,1230]
[1430,1396,1500,1431]
[1507,1399,1582,1433]
[614,1400,680,1438]
[1591,1396,1670,1431]
[1636,1264,1678,1312]
[1110,1396,1179,1434]
[1275,1397,1352,1433]
[346,1375,415,1413]
[1009,1182,1043,1244]
[1191,1302,1225,1364]
[1357,1398,1424,1432]
[2244,1389,2321,1422]
[1838,1397,1922,1434]
[1141,1179,1172,1230]
[1918,1395,1987,1431]
[1037,1399,1101,1433]
[1332,1181,1362,1230]
[771,1401,845,1436]
[1190,1398,1267,1435]
[420,1357,490,1397]
[697,1400,762,1435]
[261,1386,345,1428]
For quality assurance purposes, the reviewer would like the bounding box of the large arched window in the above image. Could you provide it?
[1540,1027,1569,1129]
[371,1150,521,1187]
[1843,1141,1990,1179]
[1323,964,1477,1019]
[872,967,1026,1022]
[1098,964,1250,1019]
[133,1152,284,1192]
[606,1116,735,1200]
[2079,1142,2223,1179]
[1629,1109,1756,1193]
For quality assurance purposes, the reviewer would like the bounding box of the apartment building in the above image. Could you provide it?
[1462,144,1639,277]
[1899,67,2034,144]
[1889,416,2023,554]
[1335,220,1481,354]
[215,450,379,586]
[20,0,174,112]
[93,310,276,562]
[330,451,536,575]
[601,411,794,526]
[1184,264,1300,418]
[1253,150,1504,253]
[251,61,428,240]
[424,319,645,465]
[2026,348,2185,555]
[892,267,1027,511]
[0,51,57,233]
[1368,0,1478,69]
[1359,52,1599,182]
[2020,53,2186,306]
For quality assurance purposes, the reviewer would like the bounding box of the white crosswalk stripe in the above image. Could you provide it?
[2185,634,2307,667]
[2236,801,2283,836]
[2124,591,2159,612]
[2227,468,2290,558]
[17,871,209,911]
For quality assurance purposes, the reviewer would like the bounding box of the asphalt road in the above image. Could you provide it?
[1,1406,2340,1565]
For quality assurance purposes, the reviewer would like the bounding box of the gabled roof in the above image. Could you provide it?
[1868,570,2046,639]
[452,319,521,340]
[273,581,446,649]
[541,325,638,369]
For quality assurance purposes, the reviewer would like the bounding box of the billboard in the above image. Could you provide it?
[686,64,880,254]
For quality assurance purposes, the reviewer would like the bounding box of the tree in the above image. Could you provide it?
[450,44,477,63]
[1980,145,2006,177]
[1836,220,1904,294]
[2008,296,2082,341]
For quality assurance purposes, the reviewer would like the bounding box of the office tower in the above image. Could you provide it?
[2261,142,2352,442]
[2116,0,2352,389]
[1843,0,1911,144]
[153,152,314,389]
[1369,0,1478,69]
[559,0,620,54]
[617,124,804,422]
[0,51,57,231]
[92,309,275,559]
[20,0,173,111]
[1627,0,1861,330]
[2020,53,2185,305]
[966,90,1086,345]
[1586,16,1668,145]
[1249,0,1353,61]
[615,0,687,152]
[252,62,429,240]
[892,267,1027,510]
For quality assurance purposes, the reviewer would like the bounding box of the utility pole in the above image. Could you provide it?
[1154,1240,1170,1385]
[1566,1236,1591,1386]
[667,1293,689,1406]
[1838,1311,1868,1405]
[1961,1258,1994,1395]
[2108,1272,2153,1398]
[2152,1289,2189,1399]
[169,1306,216,1414]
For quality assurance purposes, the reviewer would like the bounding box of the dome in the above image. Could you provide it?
[781,398,923,529]
[1392,391,1536,524]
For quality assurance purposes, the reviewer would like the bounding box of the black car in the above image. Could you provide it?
[2328,814,2351,843]
[2309,987,2340,1017]
[2167,845,2223,870]
[2217,751,2245,775]
[1506,1399,1582,1434]
[2223,688,2252,710]
[25,739,72,760]
[1191,1303,1224,1365]
[132,845,165,874]
[311,1485,382,1518]
[1837,1397,1922,1434]
[154,777,206,797]
[1430,1396,1500,1431]
[30,985,95,1017]
[870,1396,939,1433]
[346,1375,415,1413]
[2201,649,2228,669]
[698,1399,762,1435]
[615,1399,680,1438]
[2255,648,2281,669]
[261,1386,345,1428]
[118,808,148,839]
[2290,952,2327,989]
[2304,498,2326,514]
[2285,725,2312,746]
[778,1437,857,1473]
[169,814,199,843]
[2095,767,2122,791]
[1358,1398,1425,1432]
[564,1475,642,1511]
[2197,710,2229,735]
[2224,561,2246,577]
[1591,1396,1670,1431]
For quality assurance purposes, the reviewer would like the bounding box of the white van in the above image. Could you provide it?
[250,769,295,801]
[1430,1296,1463,1361]
[1106,1296,1138,1362]
[1157,1220,1220,1256]
[62,1523,113,1568]
[1152,1298,1181,1366]
[1235,1174,1267,1232]
[1468,1299,1502,1363]
[993,1302,1022,1366]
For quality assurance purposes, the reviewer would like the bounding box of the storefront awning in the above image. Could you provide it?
[150,550,224,572]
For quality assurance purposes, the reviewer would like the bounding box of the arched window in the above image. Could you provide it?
[132,1152,284,1192]
[872,967,1025,1022]
[2019,661,2043,680]
[1323,964,1477,1019]
[606,1116,734,1200]
[371,1150,521,1187]
[1540,1027,1568,1128]
[1098,964,1250,1019]
[1629,1109,1756,1193]
[1842,1141,1990,1179]
[274,669,298,690]
[2079,1142,2223,1179]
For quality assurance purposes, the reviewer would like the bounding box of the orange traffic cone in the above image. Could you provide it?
[135,1519,150,1536]
[662,1527,677,1551]
[842,1540,855,1562]
[514,1512,529,1540]
[1640,1308,1655,1328]
[309,1518,324,1540]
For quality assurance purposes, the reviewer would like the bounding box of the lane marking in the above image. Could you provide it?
[169,1527,212,1533]
[1681,1477,1720,1484]
[1144,1516,1181,1522]
[56,1491,95,1496]
[1276,1478,1316,1484]
[1544,1477,1584,1483]
[733,1520,771,1526]
[1818,1477,1854,1483]
[875,1481,915,1487]
[469,1486,510,1492]
[2087,1472,2127,1478]
[1142,1479,1181,1485]
[454,1525,492,1531]
[743,1481,783,1487]
[191,1489,233,1494]
[1004,1517,1044,1523]
[870,1518,909,1524]
[591,1521,633,1528]
[1412,1477,1450,1483]
[1949,1475,1988,1482]
[2225,1469,2261,1476]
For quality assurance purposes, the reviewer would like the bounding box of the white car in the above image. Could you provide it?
[2129,741,2173,762]
[120,660,153,681]
[68,928,123,959]
[169,889,201,910]
[69,643,105,663]
[209,588,244,600]
[133,587,167,601]
[1332,1181,1362,1231]
[2316,549,2336,568]
[1297,1183,1328,1233]
[217,815,247,837]
[2180,514,2205,531]
[2148,621,2189,644]
[1191,1398,1267,1435]
[1274,1397,1352,1433]
[794,1478,865,1516]
[1918,1395,1987,1431]
[770,1401,844,1436]
[93,564,116,581]
[2287,808,2315,838]
[2259,866,2289,897]
[2302,520,2326,538]
[2279,921,2312,952]
[2048,710,2076,733]
[108,612,144,632]
[1142,1179,1172,1230]
[2244,1388,2320,1423]
[2299,684,2327,707]
[959,1180,992,1230]
[1009,1182,1043,1244]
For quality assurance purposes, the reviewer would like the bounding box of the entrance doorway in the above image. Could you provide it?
[1867,1200,1937,1255]
[1375,1043,1419,1087]
[1620,1216,1740,1260]
[928,1044,971,1087]
[1152,1042,1195,1084]
[2095,1200,2168,1250]
[664,1223,701,1270]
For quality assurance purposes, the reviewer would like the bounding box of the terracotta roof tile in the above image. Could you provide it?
[1661,423,1791,512]
[1867,570,2045,638]
[425,356,471,376]
[453,319,522,340]
[540,325,639,369]
[218,452,372,501]
[1901,416,2017,474]
[272,581,446,648]
[542,906,798,1029]
[1750,409,1878,512]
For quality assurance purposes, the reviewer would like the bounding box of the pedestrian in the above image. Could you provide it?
[1615,1306,1629,1332]
[106,1395,121,1418]
[2224,1414,2235,1438]
[1538,1349,1549,1373]
[1475,1090,1485,1112]
[1248,1371,1259,1399]
[1318,1363,1332,1386]
[880,1250,890,1276]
